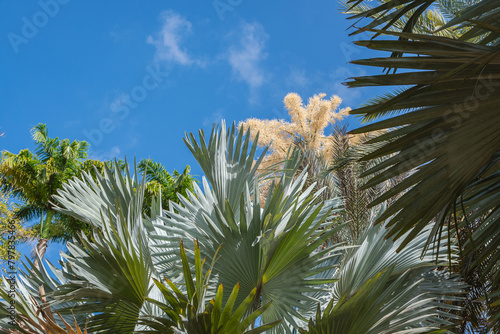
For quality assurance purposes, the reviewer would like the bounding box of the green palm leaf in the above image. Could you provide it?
[139,240,280,333]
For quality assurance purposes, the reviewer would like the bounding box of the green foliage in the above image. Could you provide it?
[0,124,90,241]
[140,240,281,333]
[0,122,468,333]
[138,159,196,216]
[300,267,420,334]
[0,125,195,258]
[51,122,347,332]
[322,126,406,244]
[300,213,466,333]
[0,124,94,267]
[0,194,33,263]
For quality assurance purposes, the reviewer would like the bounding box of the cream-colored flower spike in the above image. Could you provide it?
[239,92,351,170]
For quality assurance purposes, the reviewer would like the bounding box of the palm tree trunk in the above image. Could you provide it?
[33,210,53,270]
[33,238,48,270]
[34,210,54,303]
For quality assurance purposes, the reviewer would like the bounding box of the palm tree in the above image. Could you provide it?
[321,125,409,244]
[0,124,89,266]
[342,0,500,330]
[140,239,281,333]
[137,159,195,217]
[0,121,466,333]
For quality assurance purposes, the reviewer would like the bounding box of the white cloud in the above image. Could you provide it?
[147,10,203,66]
[227,22,268,91]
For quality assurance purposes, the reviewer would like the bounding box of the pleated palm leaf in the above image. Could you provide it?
[0,251,92,333]
[51,161,159,333]
[148,122,347,332]
[0,159,188,333]
[139,240,280,333]
[0,287,88,334]
[0,121,469,333]
[342,0,500,330]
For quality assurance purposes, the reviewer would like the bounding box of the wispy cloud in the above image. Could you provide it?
[147,10,203,67]
[227,22,268,92]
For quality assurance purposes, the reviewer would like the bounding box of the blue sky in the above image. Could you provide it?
[0,1,385,266]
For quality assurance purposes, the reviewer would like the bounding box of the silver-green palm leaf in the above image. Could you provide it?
[150,122,346,332]
[300,208,466,333]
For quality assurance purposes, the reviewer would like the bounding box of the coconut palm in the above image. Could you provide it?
[342,0,500,330]
[0,122,467,333]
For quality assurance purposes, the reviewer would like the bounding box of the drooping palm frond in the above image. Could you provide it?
[340,0,462,38]
[343,0,500,329]
[31,124,59,165]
